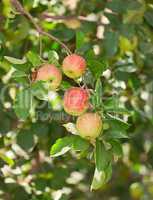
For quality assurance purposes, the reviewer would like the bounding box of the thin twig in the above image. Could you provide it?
[42,13,105,26]
[39,33,42,57]
[41,31,72,55]
[42,14,76,20]
[10,0,72,55]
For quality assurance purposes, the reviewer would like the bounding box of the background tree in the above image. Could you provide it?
[0,0,153,199]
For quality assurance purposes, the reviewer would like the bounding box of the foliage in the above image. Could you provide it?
[0,0,153,199]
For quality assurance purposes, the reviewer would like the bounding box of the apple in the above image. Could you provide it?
[76,112,102,139]
[62,54,86,79]
[63,87,89,116]
[35,64,62,90]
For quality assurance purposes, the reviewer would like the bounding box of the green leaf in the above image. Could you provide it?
[12,70,28,84]
[31,81,48,100]
[4,56,27,64]
[76,43,91,54]
[95,140,111,171]
[144,9,153,28]
[91,163,112,190]
[105,131,129,139]
[26,51,42,67]
[90,94,98,108]
[76,31,85,50]
[104,116,129,139]
[91,168,106,190]
[109,140,123,157]
[72,136,89,151]
[48,91,63,111]
[103,31,119,57]
[85,50,95,60]
[60,80,72,91]
[31,123,49,138]
[63,123,79,135]
[12,17,30,42]
[14,88,33,120]
[95,78,103,107]
[105,107,131,115]
[107,115,129,130]
[0,153,14,167]
[88,60,107,79]
[95,79,102,97]
[17,130,35,152]
[104,97,131,115]
[83,70,95,88]
[12,62,32,72]
[50,135,89,157]
[12,70,27,78]
[50,137,72,157]
[95,79,102,94]
[105,163,112,183]
[48,50,59,65]
[106,0,141,14]
[91,79,103,109]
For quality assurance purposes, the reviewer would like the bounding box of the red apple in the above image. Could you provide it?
[63,87,89,116]
[35,64,62,90]
[62,54,86,79]
[76,112,102,139]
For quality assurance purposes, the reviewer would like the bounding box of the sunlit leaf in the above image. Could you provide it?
[50,135,90,157]
[26,51,42,67]
[48,50,59,65]
[0,153,14,167]
[91,163,112,190]
[4,56,27,64]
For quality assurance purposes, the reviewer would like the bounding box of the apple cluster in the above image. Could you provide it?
[34,54,102,140]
